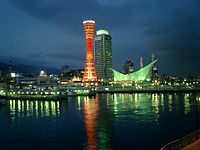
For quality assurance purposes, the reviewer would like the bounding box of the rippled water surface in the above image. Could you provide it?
[0,93,199,150]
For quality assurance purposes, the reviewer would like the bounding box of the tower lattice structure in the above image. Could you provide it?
[83,20,97,82]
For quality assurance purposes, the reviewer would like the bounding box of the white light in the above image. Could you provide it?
[11,73,16,77]
[105,88,109,91]
[83,20,95,24]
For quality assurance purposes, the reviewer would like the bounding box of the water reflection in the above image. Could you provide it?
[83,96,99,150]
[2,93,199,150]
[8,100,60,122]
[97,93,197,127]
[83,96,112,150]
[107,93,162,123]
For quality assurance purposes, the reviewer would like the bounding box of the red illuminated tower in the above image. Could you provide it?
[83,20,97,83]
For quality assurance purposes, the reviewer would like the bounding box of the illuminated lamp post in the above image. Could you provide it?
[82,20,98,85]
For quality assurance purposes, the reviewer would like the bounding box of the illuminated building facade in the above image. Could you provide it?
[83,20,97,83]
[112,60,157,82]
[39,70,47,77]
[94,30,113,82]
[60,65,84,84]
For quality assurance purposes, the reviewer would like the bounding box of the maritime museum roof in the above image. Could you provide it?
[112,60,157,82]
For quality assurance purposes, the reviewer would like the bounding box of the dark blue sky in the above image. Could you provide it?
[0,0,200,76]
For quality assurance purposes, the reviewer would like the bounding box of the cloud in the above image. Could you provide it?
[135,0,200,75]
[9,0,139,30]
[142,0,200,49]
[26,51,85,69]
[28,52,44,59]
[2,0,200,76]
[45,52,84,60]
[96,0,131,5]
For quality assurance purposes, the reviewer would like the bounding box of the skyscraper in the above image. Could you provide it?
[140,57,144,69]
[94,30,113,82]
[82,20,97,84]
[123,60,134,74]
[151,54,158,76]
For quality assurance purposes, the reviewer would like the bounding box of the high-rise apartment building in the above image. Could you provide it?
[94,30,113,82]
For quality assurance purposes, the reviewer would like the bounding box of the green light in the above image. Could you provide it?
[112,60,157,82]
[96,30,109,35]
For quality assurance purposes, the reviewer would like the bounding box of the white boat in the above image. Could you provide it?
[66,87,97,96]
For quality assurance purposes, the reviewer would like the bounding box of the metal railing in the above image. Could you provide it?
[161,130,200,150]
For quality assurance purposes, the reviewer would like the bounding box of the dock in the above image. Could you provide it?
[96,85,200,94]
[161,130,200,150]
[181,138,200,150]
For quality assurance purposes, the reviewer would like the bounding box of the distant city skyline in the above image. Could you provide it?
[0,0,200,76]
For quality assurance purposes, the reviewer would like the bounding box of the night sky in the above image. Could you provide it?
[0,0,200,76]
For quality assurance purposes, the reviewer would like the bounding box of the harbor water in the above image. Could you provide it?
[0,93,199,150]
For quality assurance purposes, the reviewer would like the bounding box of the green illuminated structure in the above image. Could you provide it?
[96,30,109,35]
[112,60,157,82]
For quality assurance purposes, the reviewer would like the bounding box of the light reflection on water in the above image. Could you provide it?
[81,93,198,150]
[184,93,191,114]
[83,96,99,150]
[8,100,60,121]
[0,93,199,150]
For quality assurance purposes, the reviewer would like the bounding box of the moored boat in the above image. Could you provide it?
[6,89,67,100]
[62,86,97,96]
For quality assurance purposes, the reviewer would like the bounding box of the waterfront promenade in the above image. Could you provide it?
[161,130,200,150]
[96,85,200,93]
[181,138,200,150]
[0,85,200,99]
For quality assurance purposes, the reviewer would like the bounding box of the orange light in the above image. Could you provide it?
[83,20,98,83]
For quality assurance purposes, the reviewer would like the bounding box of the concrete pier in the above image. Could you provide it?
[181,138,200,150]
